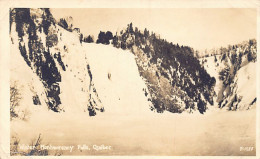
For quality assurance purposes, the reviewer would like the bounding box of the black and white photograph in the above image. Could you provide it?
[0,0,259,157]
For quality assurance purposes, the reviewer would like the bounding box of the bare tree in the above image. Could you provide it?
[20,108,31,121]
[10,135,22,155]
[10,82,22,120]
[10,134,50,156]
[28,134,48,156]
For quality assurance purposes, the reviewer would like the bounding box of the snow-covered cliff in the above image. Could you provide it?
[10,8,152,119]
[200,40,257,110]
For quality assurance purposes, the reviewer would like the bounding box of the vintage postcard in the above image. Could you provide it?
[0,0,259,158]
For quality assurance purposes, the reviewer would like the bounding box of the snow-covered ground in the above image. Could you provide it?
[11,106,256,156]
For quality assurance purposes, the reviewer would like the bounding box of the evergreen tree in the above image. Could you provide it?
[247,50,254,62]
[197,96,206,114]
[96,31,105,44]
[96,31,113,44]
[84,35,94,43]
[144,28,149,38]
[105,31,113,44]
[80,33,83,44]
[214,55,217,62]
[129,23,134,34]
[58,18,68,30]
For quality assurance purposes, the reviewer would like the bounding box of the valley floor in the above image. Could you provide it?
[11,107,256,156]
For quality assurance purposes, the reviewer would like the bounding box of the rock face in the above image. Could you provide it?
[10,8,104,115]
[200,39,257,110]
[111,24,216,114]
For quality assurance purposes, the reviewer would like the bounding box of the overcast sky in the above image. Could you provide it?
[51,8,256,51]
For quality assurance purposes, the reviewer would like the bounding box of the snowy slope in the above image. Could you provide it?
[47,25,103,114]
[10,22,51,118]
[83,43,152,115]
[10,22,94,115]
[200,40,257,111]
[235,62,256,109]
